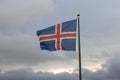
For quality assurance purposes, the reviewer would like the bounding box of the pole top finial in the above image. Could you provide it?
[77,13,80,16]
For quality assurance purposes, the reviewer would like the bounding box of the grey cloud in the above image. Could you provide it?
[0,0,120,79]
[0,68,78,80]
[1,53,120,80]
[0,32,77,70]
[0,0,54,24]
[80,0,120,42]
[83,53,120,80]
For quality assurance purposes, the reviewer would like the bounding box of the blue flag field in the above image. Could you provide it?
[36,19,77,51]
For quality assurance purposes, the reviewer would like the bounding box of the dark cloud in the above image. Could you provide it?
[0,54,120,80]
[0,68,78,80]
[83,53,120,80]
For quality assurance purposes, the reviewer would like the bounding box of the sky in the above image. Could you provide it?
[0,0,120,80]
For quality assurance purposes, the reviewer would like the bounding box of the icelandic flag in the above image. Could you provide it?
[36,19,77,51]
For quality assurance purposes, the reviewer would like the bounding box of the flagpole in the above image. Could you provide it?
[77,14,82,80]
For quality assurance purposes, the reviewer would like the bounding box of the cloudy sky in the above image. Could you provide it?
[0,0,120,80]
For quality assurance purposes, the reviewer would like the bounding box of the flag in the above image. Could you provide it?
[36,19,77,51]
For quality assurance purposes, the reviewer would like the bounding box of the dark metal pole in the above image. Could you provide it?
[77,14,82,80]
